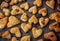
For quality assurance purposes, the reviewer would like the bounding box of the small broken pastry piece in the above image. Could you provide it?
[57,5,60,11]
[39,17,49,28]
[29,6,37,14]
[21,23,32,33]
[38,39,43,41]
[44,32,57,41]
[49,22,60,32]
[1,1,8,9]
[11,5,24,15]
[46,0,55,9]
[0,17,8,29]
[28,15,38,24]
[10,0,19,5]
[57,0,60,4]
[38,8,47,16]
[20,35,31,41]
[32,27,43,38]
[33,0,42,7]
[2,31,11,39]
[10,27,21,37]
[3,8,10,16]
[7,16,20,28]
[20,13,28,22]
[0,12,4,18]
[20,2,29,10]
[12,37,18,41]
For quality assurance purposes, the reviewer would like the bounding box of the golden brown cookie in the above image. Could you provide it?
[46,0,55,9]
[39,17,49,28]
[20,2,29,10]
[2,31,11,39]
[28,15,38,24]
[1,1,8,9]
[44,32,57,41]
[20,13,28,22]
[11,37,18,41]
[21,23,32,33]
[20,35,31,41]
[33,0,42,7]
[54,12,60,23]
[49,13,56,20]
[3,8,10,16]
[49,12,60,23]
[10,0,19,5]
[7,16,20,28]
[10,27,21,37]
[11,5,24,15]
[29,6,37,14]
[49,22,60,32]
[32,27,43,38]
[0,17,8,29]
[0,12,4,18]
[38,8,47,16]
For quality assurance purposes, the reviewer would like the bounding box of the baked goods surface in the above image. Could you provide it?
[0,0,59,41]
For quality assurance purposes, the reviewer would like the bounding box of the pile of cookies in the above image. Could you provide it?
[0,0,60,41]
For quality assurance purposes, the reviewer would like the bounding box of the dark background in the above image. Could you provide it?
[0,0,60,41]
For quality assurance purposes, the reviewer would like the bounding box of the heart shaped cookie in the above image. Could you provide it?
[20,2,29,10]
[33,0,42,7]
[29,15,38,24]
[21,23,32,33]
[38,8,47,16]
[12,37,18,41]
[10,0,19,5]
[0,12,4,18]
[11,5,24,15]
[0,17,8,29]
[29,6,37,14]
[7,16,20,28]
[46,0,55,9]
[49,22,60,32]
[32,27,43,38]
[2,31,11,39]
[20,35,31,41]
[20,13,28,22]
[10,27,21,37]
[3,8,10,16]
[39,17,49,28]
[44,32,57,41]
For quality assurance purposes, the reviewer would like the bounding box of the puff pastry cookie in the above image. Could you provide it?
[29,15,38,24]
[7,16,20,28]
[46,0,55,9]
[32,27,43,38]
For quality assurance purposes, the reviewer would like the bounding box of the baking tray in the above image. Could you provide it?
[0,0,60,41]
